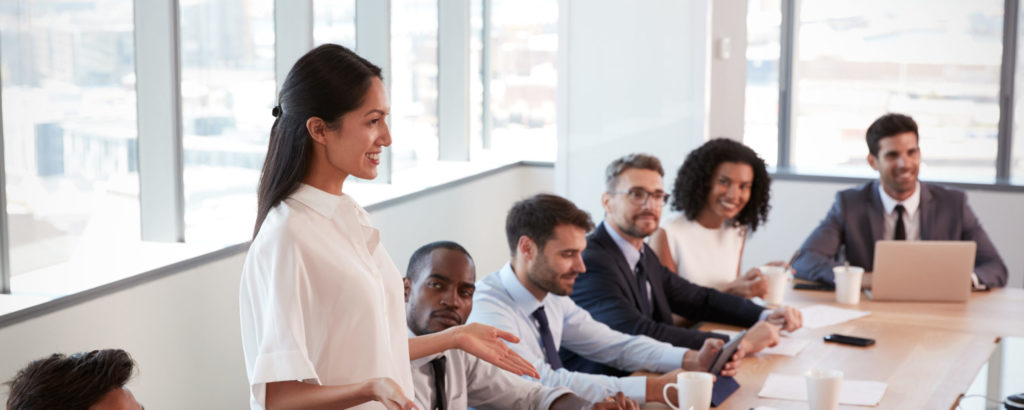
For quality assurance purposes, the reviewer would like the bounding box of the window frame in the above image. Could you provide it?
[0,0,528,294]
[771,0,1020,185]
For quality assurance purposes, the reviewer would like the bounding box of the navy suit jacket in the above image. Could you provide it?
[792,181,1007,287]
[562,223,765,376]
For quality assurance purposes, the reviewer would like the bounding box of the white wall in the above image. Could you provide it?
[708,0,747,140]
[744,178,1024,288]
[557,0,710,218]
[0,164,554,409]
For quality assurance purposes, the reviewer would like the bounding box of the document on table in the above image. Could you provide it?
[800,305,870,329]
[757,373,887,406]
[759,337,810,356]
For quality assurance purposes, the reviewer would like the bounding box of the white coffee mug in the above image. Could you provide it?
[805,369,843,410]
[832,266,865,304]
[760,265,790,305]
[662,371,713,410]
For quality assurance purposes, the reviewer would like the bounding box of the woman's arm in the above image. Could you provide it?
[408,322,539,378]
[648,228,678,273]
[265,378,415,410]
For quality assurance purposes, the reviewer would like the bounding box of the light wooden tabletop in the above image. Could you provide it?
[646,286,1024,410]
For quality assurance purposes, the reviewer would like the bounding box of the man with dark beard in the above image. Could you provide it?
[567,153,803,376]
[467,194,743,406]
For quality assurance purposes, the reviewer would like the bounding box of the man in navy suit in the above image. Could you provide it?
[792,113,1008,288]
[567,153,803,376]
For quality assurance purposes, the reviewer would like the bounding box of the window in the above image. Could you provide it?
[792,0,1003,181]
[749,0,1013,184]
[390,0,439,175]
[313,0,356,48]
[1,0,139,277]
[0,0,562,294]
[481,0,558,161]
[179,0,276,244]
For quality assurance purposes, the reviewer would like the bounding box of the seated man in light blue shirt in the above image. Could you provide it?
[467,194,742,406]
[404,240,637,410]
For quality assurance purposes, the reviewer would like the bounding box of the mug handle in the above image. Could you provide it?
[662,382,681,410]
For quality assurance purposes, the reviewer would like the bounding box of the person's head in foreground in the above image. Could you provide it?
[865,113,920,201]
[405,241,477,335]
[601,153,668,240]
[6,349,142,410]
[506,193,596,298]
[671,138,771,231]
[254,43,389,237]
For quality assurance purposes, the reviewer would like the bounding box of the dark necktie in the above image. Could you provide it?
[429,356,447,410]
[634,261,652,315]
[531,306,563,370]
[894,204,906,240]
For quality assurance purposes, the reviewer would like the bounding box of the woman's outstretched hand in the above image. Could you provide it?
[451,322,540,378]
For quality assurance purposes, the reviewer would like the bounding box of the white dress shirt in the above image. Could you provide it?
[878,182,921,241]
[240,184,414,409]
[659,215,745,289]
[467,263,688,404]
[408,330,573,410]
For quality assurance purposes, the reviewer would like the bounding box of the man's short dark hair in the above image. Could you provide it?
[605,153,665,192]
[6,349,136,410]
[505,194,594,256]
[406,241,473,281]
[866,113,918,157]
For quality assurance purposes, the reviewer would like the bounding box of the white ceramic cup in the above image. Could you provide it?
[805,369,843,410]
[662,371,714,410]
[832,266,865,304]
[760,265,790,305]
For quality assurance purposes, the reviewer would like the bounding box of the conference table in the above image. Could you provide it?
[647,283,1024,409]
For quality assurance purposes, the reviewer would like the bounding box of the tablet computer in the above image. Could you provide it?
[707,330,746,375]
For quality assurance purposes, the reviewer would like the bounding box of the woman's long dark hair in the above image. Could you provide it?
[254,44,382,238]
[671,138,772,232]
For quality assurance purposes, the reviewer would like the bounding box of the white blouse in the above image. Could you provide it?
[240,184,414,410]
[661,214,746,289]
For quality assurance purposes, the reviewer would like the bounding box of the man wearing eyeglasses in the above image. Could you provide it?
[565,153,802,377]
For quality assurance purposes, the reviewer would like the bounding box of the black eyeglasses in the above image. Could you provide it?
[609,188,669,206]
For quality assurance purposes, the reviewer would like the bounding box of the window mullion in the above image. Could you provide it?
[356,0,392,183]
[777,0,797,170]
[274,0,314,93]
[998,0,1019,182]
[135,0,185,242]
[438,0,471,161]
[0,76,9,293]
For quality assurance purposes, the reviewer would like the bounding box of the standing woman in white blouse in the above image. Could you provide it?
[649,138,778,299]
[240,44,537,410]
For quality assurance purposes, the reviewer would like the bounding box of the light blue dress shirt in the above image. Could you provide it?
[467,262,688,404]
[407,330,573,410]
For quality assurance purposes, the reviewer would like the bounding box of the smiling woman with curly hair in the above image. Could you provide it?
[649,138,776,299]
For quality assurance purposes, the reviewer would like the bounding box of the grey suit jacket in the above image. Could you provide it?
[792,180,1007,287]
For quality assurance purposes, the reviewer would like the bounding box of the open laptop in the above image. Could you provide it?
[865,240,976,302]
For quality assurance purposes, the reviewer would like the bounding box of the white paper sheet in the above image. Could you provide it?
[758,336,811,356]
[800,305,870,329]
[757,373,888,406]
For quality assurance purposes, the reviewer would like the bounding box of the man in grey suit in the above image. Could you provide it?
[792,113,1008,288]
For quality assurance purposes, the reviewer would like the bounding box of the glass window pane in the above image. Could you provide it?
[313,0,356,48]
[744,0,781,168]
[391,0,439,175]
[485,0,557,161]
[1,0,138,277]
[791,0,1003,182]
[179,0,275,244]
